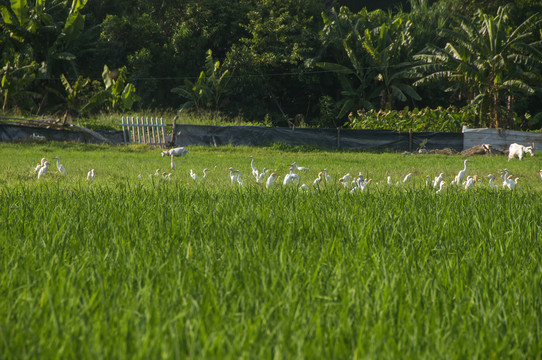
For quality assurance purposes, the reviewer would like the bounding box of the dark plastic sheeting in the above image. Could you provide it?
[175,125,463,151]
[1,123,463,151]
[0,124,123,144]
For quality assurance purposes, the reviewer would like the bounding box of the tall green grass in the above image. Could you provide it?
[1,143,541,359]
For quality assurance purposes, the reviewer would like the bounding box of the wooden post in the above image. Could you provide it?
[160,117,166,148]
[170,115,178,147]
[136,117,142,143]
[150,117,157,145]
[121,116,127,144]
[130,116,135,144]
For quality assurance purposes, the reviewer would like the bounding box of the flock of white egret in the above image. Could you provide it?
[32,145,541,192]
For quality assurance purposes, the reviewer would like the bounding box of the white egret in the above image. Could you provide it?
[398,173,412,185]
[539,170,542,181]
[202,168,209,179]
[464,176,475,189]
[291,162,309,171]
[436,181,446,194]
[283,165,299,185]
[322,169,331,182]
[387,176,392,185]
[455,160,468,184]
[256,168,268,183]
[228,168,238,183]
[487,174,498,189]
[266,173,278,188]
[339,173,351,188]
[299,184,310,192]
[249,156,259,179]
[313,172,323,186]
[34,158,47,174]
[37,161,50,179]
[55,157,67,175]
[190,169,198,181]
[154,169,161,176]
[425,175,431,188]
[87,169,95,182]
[504,175,518,190]
[433,173,444,189]
[170,155,176,170]
[236,170,246,186]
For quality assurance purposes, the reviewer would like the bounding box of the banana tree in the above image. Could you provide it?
[171,49,231,114]
[413,5,542,128]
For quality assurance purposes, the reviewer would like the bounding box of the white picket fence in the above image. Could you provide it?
[119,116,167,147]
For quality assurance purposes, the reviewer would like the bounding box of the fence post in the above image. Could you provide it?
[160,117,166,148]
[121,116,127,144]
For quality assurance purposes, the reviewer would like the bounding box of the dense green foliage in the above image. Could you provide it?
[1,0,542,130]
[1,143,542,358]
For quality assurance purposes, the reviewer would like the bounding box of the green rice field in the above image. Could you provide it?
[1,142,541,359]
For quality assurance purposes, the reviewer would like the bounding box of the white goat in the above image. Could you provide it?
[508,143,534,161]
[162,147,190,157]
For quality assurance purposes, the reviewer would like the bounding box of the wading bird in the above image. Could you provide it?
[291,162,309,171]
[256,168,268,183]
[34,158,47,174]
[283,165,299,185]
[436,181,446,194]
[236,170,246,186]
[323,169,332,182]
[487,174,498,189]
[37,161,50,179]
[87,169,95,182]
[266,173,278,188]
[250,156,259,179]
[228,168,238,184]
[202,168,209,179]
[539,170,542,181]
[190,169,198,181]
[399,173,412,185]
[339,173,351,188]
[455,160,468,184]
[433,173,445,189]
[55,157,67,175]
[313,172,324,186]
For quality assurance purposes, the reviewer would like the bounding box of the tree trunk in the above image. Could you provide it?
[507,94,514,129]
[493,91,501,128]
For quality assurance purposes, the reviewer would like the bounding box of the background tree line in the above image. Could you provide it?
[1,0,541,130]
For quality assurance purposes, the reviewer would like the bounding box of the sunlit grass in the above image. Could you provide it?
[1,142,541,359]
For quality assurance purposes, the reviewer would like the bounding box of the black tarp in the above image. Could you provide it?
[175,125,463,151]
[1,122,463,151]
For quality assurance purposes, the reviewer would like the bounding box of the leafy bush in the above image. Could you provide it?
[346,106,477,132]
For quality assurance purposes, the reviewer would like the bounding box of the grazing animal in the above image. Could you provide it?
[170,155,176,170]
[508,143,534,161]
[162,147,190,157]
